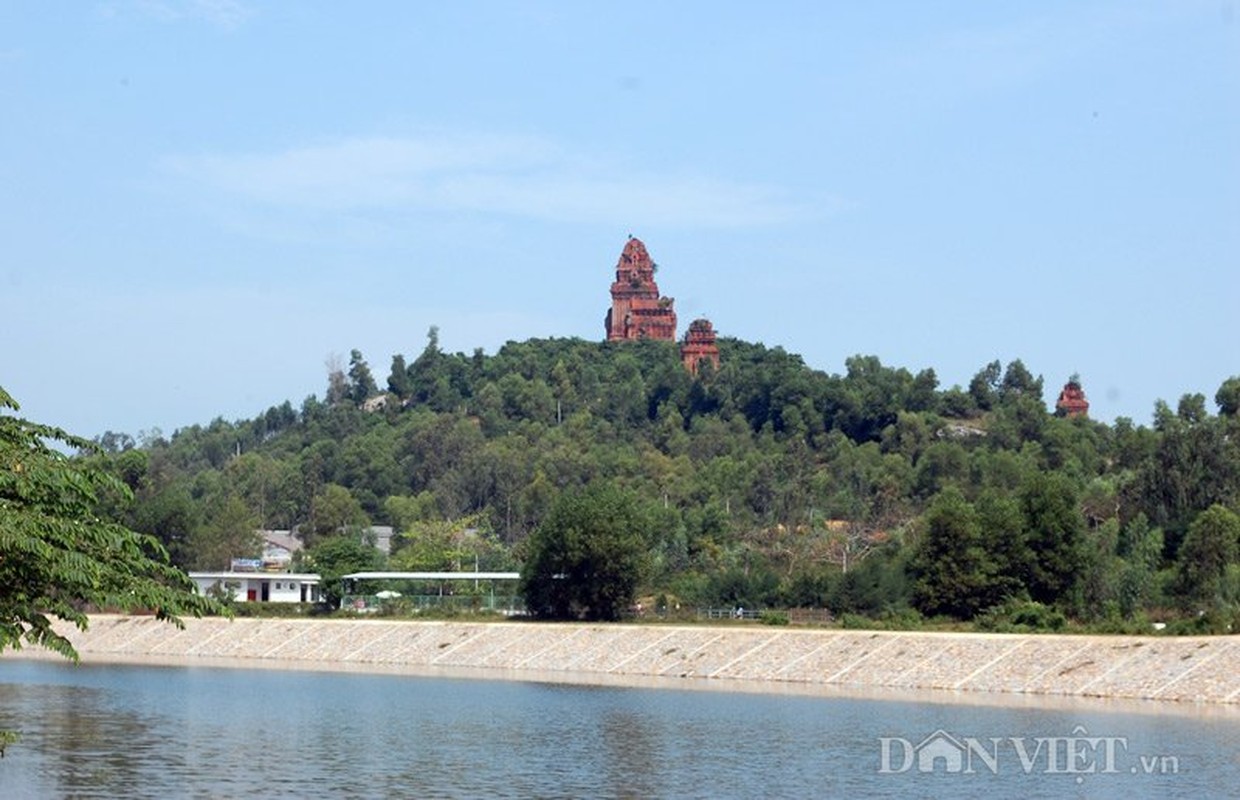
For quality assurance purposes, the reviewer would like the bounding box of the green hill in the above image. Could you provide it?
[90,332,1240,629]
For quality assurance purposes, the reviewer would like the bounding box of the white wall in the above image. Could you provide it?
[189,574,320,603]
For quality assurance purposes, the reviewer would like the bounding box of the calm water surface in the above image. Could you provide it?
[1,659,1238,798]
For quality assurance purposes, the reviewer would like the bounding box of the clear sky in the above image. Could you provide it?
[3,1,1237,439]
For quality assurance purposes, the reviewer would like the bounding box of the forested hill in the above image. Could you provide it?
[92,332,1240,627]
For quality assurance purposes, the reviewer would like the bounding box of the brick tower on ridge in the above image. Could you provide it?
[680,318,721,376]
[1054,375,1090,418]
[604,236,677,342]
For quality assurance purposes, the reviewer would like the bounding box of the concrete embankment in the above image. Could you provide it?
[9,615,1240,706]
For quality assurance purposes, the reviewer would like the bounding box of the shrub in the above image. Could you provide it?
[975,600,1066,632]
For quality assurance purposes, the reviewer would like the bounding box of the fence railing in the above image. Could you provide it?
[342,594,525,615]
[696,608,834,623]
[700,607,763,620]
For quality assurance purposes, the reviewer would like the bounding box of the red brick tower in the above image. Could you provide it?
[1055,375,1090,418]
[680,318,721,376]
[604,237,677,342]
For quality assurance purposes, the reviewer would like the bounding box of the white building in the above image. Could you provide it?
[189,572,322,604]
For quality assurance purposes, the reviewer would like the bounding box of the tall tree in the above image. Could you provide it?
[1019,473,1085,605]
[307,483,369,546]
[520,484,654,621]
[968,360,1002,411]
[387,354,412,399]
[324,354,349,405]
[1116,513,1164,617]
[999,359,1043,403]
[0,387,220,660]
[910,488,1009,619]
[303,535,385,607]
[1175,505,1240,610]
[1216,376,1240,417]
[190,494,261,571]
[348,349,379,404]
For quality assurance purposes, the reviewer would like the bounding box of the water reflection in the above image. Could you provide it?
[0,659,1238,799]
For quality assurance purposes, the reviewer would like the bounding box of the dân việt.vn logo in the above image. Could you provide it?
[878,726,1180,783]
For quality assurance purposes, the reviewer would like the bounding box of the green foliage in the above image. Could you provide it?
[837,607,924,631]
[910,488,1014,619]
[307,483,369,546]
[227,602,320,618]
[347,350,380,405]
[0,387,223,661]
[390,513,510,572]
[1216,376,1240,417]
[190,494,261,570]
[999,359,1043,403]
[1175,505,1240,610]
[703,567,782,610]
[1116,514,1164,617]
[1019,472,1086,605]
[975,600,1067,633]
[303,534,386,607]
[66,335,1240,632]
[520,484,655,621]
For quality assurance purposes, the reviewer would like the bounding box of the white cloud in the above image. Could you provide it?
[161,133,822,228]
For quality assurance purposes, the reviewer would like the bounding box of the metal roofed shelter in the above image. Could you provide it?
[340,571,522,614]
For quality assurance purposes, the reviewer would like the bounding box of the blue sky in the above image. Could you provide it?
[3,1,1237,439]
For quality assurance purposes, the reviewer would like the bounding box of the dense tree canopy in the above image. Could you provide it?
[0,388,221,660]
[520,484,655,621]
[80,331,1240,629]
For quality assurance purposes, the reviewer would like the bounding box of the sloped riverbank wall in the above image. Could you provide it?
[8,615,1239,706]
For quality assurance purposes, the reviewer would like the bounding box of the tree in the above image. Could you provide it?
[1177,393,1208,425]
[347,349,379,404]
[910,488,1010,619]
[968,360,1002,411]
[190,494,261,571]
[1116,513,1164,617]
[821,519,883,575]
[0,387,221,660]
[387,354,412,399]
[303,534,385,607]
[1175,505,1240,610]
[999,359,1043,403]
[408,326,447,407]
[306,483,369,546]
[520,484,654,620]
[1019,472,1085,606]
[1216,377,1240,417]
[390,513,498,572]
[324,354,349,405]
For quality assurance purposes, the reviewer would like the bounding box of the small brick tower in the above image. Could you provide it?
[680,318,721,376]
[1055,375,1090,418]
[604,236,677,342]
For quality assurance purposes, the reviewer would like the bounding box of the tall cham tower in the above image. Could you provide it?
[604,236,677,341]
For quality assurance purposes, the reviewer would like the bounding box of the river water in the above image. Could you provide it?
[1,659,1238,798]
